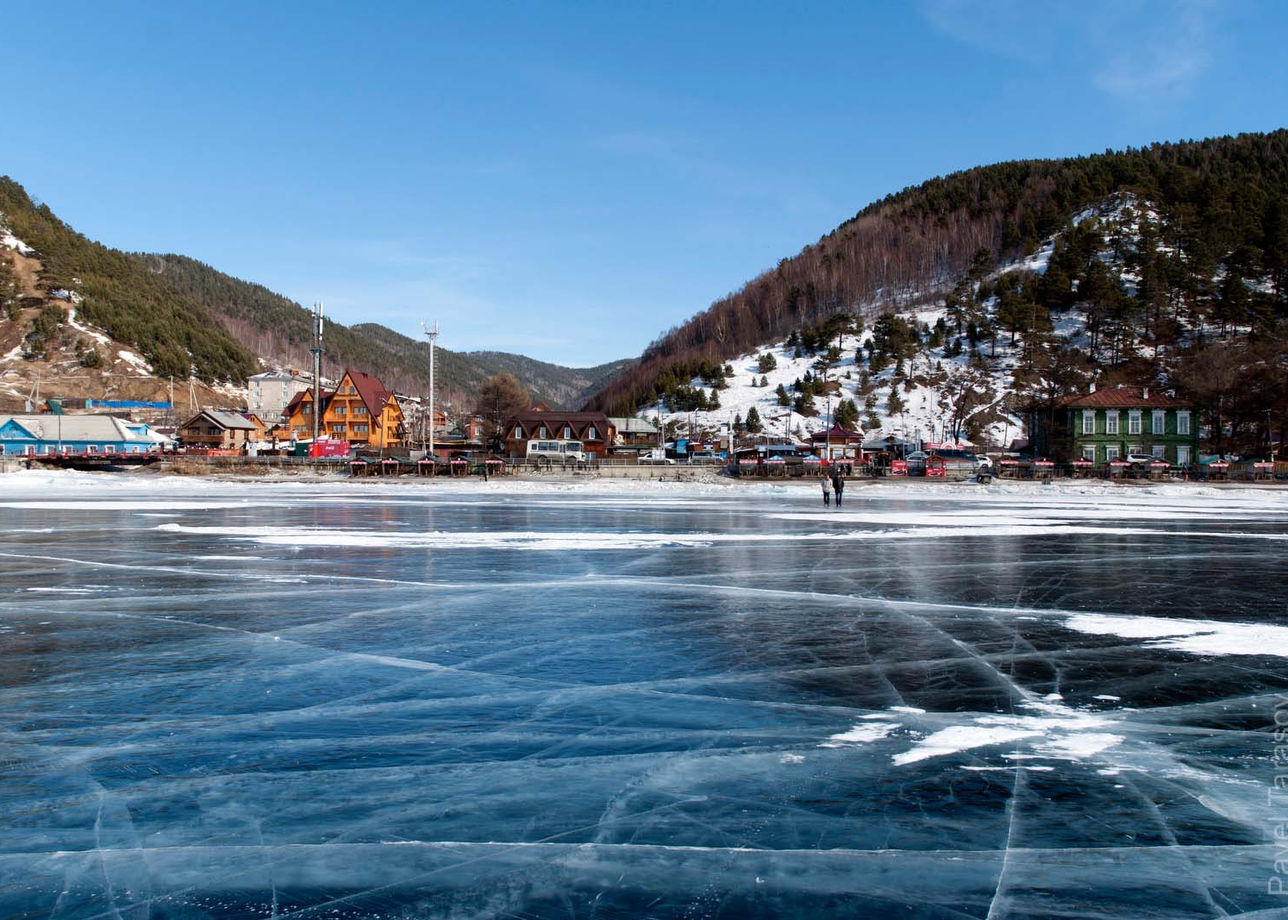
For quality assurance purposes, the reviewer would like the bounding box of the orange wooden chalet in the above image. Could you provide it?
[503,410,616,458]
[284,369,406,448]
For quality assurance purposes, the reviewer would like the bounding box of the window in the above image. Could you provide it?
[539,426,548,438]
[563,426,572,439]
[335,406,347,415]
[354,424,369,433]
[1177,445,1191,466]
[1128,444,1142,456]
[1082,446,1096,462]
[1177,411,1191,435]
[1105,445,1119,461]
[514,425,524,439]
[1152,444,1166,459]
[302,405,312,415]
[1082,410,1095,435]
[1106,411,1119,435]
[587,426,597,440]
[354,406,367,415]
[1152,410,1166,434]
[1128,410,1141,434]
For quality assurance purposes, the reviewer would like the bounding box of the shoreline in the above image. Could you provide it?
[1,466,1286,494]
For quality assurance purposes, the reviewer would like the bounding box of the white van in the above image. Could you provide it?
[525,439,587,462]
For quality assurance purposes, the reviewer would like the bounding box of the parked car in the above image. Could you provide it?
[1124,453,1155,464]
[640,455,675,465]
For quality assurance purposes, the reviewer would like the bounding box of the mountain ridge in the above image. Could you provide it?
[585,130,1288,419]
[1,179,630,412]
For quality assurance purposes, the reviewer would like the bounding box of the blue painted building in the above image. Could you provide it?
[0,414,163,455]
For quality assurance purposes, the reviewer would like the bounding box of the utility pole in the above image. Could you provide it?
[1269,409,1276,465]
[825,387,833,464]
[422,321,439,460]
[311,303,324,443]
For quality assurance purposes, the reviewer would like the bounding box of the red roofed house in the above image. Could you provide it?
[284,369,406,448]
[1030,383,1198,466]
[503,410,615,458]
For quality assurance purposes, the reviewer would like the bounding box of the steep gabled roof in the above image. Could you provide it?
[343,370,394,419]
[285,388,336,416]
[1057,385,1190,409]
[183,410,257,431]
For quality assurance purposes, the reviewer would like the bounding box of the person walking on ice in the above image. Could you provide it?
[820,473,831,507]
[831,469,845,508]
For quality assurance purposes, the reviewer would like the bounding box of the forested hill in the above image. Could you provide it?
[585,130,1288,415]
[464,352,635,409]
[0,177,257,382]
[0,174,628,407]
[139,256,634,407]
[138,253,494,402]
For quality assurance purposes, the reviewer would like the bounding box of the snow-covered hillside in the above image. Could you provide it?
[647,194,1185,451]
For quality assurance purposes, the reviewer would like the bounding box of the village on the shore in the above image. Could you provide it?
[0,360,1281,483]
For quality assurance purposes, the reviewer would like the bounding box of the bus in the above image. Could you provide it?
[525,439,587,462]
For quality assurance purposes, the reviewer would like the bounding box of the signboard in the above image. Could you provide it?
[891,460,908,476]
[308,439,350,458]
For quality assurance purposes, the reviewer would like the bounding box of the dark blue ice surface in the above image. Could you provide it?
[1,476,1286,919]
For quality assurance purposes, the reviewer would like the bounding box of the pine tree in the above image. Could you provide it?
[833,398,859,431]
[745,405,763,433]
[775,383,790,406]
[886,387,904,416]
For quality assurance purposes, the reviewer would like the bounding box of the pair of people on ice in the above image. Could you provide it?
[821,470,844,507]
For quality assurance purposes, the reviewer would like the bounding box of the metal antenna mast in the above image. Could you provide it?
[311,303,325,443]
[422,321,440,459]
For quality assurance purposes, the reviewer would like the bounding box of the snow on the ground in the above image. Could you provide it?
[648,298,1025,449]
[643,190,1247,452]
[66,307,111,345]
[1,229,34,256]
[116,348,153,373]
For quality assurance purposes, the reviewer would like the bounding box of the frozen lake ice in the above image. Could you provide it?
[1,471,1287,919]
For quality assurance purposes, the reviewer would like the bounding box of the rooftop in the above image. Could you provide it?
[1057,384,1190,409]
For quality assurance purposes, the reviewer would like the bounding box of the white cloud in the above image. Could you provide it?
[1091,0,1216,100]
[919,0,1221,103]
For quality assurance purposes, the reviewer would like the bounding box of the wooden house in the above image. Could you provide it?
[179,410,259,451]
[283,369,405,449]
[1029,383,1198,466]
[502,410,615,458]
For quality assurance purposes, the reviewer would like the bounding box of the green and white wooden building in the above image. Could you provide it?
[1030,384,1199,466]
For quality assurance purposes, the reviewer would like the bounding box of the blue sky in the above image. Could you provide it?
[3,1,1286,366]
